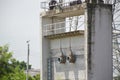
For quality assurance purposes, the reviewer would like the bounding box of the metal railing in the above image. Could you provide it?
[40,0,82,11]
[43,20,84,36]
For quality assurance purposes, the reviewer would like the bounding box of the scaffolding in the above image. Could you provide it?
[112,0,120,78]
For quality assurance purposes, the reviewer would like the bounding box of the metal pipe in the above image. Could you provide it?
[26,40,30,80]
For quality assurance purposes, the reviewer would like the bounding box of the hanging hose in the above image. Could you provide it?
[57,39,66,64]
[67,37,76,63]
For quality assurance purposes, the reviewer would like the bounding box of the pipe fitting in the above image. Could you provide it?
[57,55,66,64]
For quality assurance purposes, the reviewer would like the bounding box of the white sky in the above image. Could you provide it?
[0,0,42,69]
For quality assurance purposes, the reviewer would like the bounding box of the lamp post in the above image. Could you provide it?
[26,40,30,80]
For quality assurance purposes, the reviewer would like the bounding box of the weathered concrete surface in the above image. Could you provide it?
[85,4,113,80]
[40,3,112,80]
[40,17,65,80]
[50,36,85,80]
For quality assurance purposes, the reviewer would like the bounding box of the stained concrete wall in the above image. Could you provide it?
[40,17,51,80]
[40,17,65,80]
[50,36,85,80]
[85,4,112,80]
[41,3,112,80]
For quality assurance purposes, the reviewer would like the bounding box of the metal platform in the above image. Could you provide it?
[44,30,84,39]
[40,3,85,18]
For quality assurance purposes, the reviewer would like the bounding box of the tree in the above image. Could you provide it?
[33,74,40,80]
[11,58,31,70]
[0,44,13,77]
[0,45,35,80]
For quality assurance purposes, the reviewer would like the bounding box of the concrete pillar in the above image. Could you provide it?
[40,17,51,80]
[85,4,113,80]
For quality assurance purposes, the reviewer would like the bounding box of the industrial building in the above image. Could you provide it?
[40,0,112,80]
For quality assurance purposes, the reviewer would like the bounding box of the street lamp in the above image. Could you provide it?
[26,40,30,80]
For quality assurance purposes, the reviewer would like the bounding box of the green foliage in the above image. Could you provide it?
[33,74,40,80]
[1,67,26,80]
[11,58,31,70]
[0,44,13,77]
[0,45,39,80]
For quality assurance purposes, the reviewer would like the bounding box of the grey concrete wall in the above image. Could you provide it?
[40,17,51,80]
[40,17,65,80]
[41,3,112,80]
[50,36,86,80]
[85,4,112,80]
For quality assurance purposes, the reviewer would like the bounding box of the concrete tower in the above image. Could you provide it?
[40,0,112,80]
[85,4,113,80]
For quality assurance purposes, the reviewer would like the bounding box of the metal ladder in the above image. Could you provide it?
[47,58,52,80]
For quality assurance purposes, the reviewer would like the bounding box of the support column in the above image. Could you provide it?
[85,4,113,80]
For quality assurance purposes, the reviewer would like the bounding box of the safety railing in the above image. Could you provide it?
[40,0,82,11]
[43,20,84,36]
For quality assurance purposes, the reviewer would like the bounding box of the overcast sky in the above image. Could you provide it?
[0,0,42,69]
